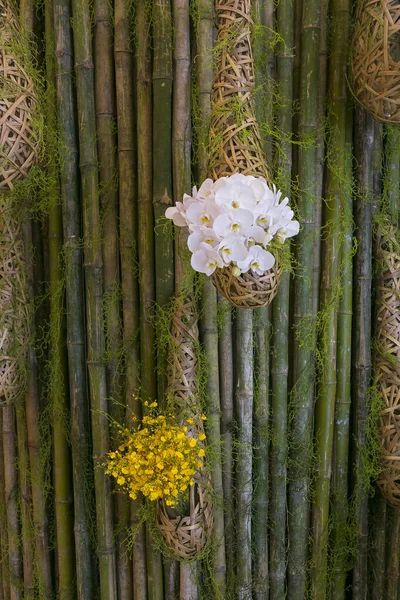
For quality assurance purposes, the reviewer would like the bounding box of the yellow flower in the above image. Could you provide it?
[189,438,197,448]
[201,414,207,420]
[109,452,116,459]
[186,417,194,424]
[117,476,125,485]
[198,433,206,441]
[198,449,205,457]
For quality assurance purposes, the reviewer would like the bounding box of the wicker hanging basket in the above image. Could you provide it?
[351,0,400,124]
[156,296,213,559]
[375,231,400,507]
[207,0,281,308]
[0,2,39,191]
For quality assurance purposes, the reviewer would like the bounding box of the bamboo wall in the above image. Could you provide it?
[1,0,399,599]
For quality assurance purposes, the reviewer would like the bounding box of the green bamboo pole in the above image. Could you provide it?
[287,0,321,596]
[235,310,253,599]
[153,0,174,399]
[15,402,34,599]
[94,1,131,596]
[352,106,375,600]
[254,0,274,163]
[114,0,147,595]
[0,411,10,600]
[54,0,94,595]
[218,297,234,589]
[195,0,226,593]
[385,507,400,600]
[311,1,351,596]
[253,306,271,600]
[136,2,164,597]
[18,4,53,597]
[330,99,353,600]
[369,491,387,600]
[45,0,76,596]
[70,0,117,594]
[3,406,22,600]
[269,0,294,596]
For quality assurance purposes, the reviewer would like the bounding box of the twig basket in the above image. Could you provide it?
[156,296,213,559]
[351,0,400,124]
[207,0,281,308]
[375,231,400,507]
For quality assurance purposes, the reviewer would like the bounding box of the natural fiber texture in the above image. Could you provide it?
[208,0,270,180]
[375,231,400,507]
[208,0,281,307]
[352,0,400,124]
[212,261,281,309]
[156,296,213,559]
[0,196,29,404]
[0,4,39,190]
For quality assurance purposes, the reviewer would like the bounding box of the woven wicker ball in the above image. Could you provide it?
[0,46,39,190]
[352,0,400,123]
[375,232,400,507]
[156,472,213,560]
[212,263,281,309]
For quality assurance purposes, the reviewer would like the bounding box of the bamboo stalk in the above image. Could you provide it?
[53,0,94,595]
[287,0,321,596]
[153,0,174,401]
[385,507,400,600]
[114,0,147,595]
[351,106,375,600]
[0,410,10,600]
[311,1,351,596]
[369,491,387,600]
[94,0,131,596]
[330,98,353,600]
[218,297,234,589]
[269,0,294,596]
[70,0,117,594]
[235,309,253,600]
[15,400,34,599]
[195,0,226,593]
[3,405,22,600]
[45,0,76,595]
[253,306,271,600]
[136,3,164,597]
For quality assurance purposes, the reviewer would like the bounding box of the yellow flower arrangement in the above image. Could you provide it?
[105,404,206,507]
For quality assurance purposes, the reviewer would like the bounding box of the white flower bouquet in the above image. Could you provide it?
[165,174,299,307]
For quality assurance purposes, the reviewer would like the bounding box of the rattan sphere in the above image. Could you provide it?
[352,1,400,124]
[0,46,39,190]
[375,232,400,507]
[212,263,281,309]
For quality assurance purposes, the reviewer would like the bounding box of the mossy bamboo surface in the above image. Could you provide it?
[153,0,174,360]
[136,3,164,597]
[311,1,351,596]
[253,306,271,600]
[70,0,117,594]
[196,0,226,593]
[330,98,353,600]
[218,297,234,588]
[45,0,75,595]
[288,1,321,597]
[369,491,387,600]
[269,1,293,596]
[114,0,147,596]
[15,401,33,599]
[54,0,94,594]
[0,410,9,600]
[352,106,375,600]
[3,405,22,600]
[385,507,400,600]
[235,310,253,599]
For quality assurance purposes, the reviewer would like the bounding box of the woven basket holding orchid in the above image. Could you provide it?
[165,0,299,309]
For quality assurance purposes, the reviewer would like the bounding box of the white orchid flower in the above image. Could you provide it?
[165,202,187,226]
[187,229,221,252]
[246,225,272,247]
[275,220,300,242]
[191,244,224,275]
[218,235,248,265]
[215,182,257,212]
[237,245,275,275]
[186,198,220,228]
[196,178,214,200]
[213,208,254,238]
